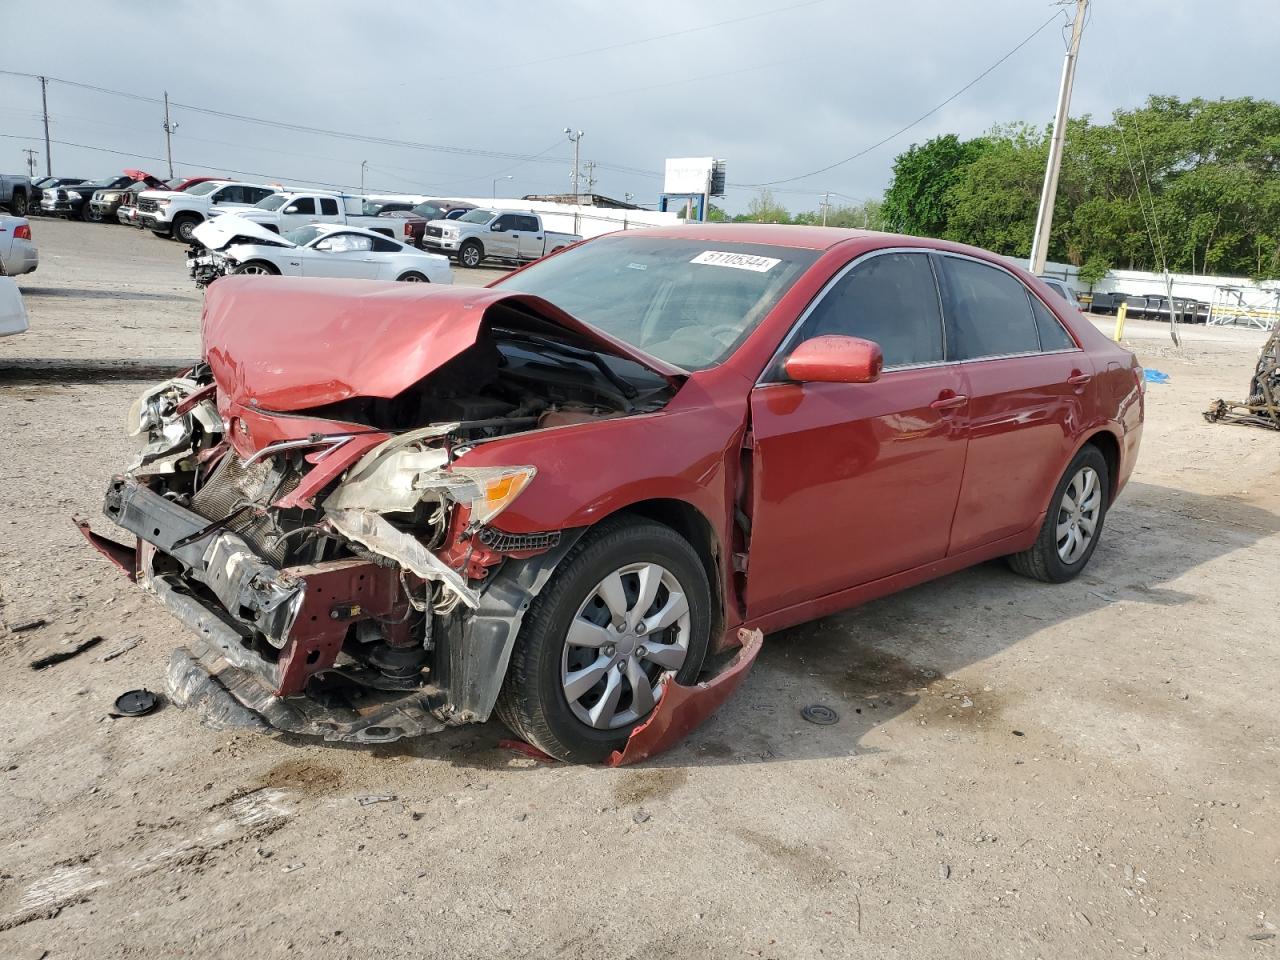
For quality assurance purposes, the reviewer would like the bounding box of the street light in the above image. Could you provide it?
[563,127,584,199]
[492,174,513,199]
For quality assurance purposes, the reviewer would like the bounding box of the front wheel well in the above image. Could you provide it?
[613,499,726,650]
[1083,430,1120,504]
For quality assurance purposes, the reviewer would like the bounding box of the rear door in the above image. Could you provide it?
[745,250,970,615]
[935,253,1093,553]
[317,196,343,224]
[515,215,545,259]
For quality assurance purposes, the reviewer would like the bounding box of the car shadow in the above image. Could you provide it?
[18,286,196,302]
[279,479,1279,772]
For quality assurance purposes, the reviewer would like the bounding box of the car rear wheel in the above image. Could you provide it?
[458,240,482,268]
[1008,444,1109,583]
[496,517,712,763]
[10,193,27,216]
[396,271,428,282]
[232,260,279,276]
[86,206,104,223]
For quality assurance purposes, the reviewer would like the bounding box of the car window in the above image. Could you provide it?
[1030,295,1077,351]
[793,252,944,369]
[940,256,1040,360]
[316,233,374,253]
[411,203,443,219]
[247,187,274,204]
[492,215,513,230]
[257,195,288,210]
[213,186,242,204]
[285,197,316,215]
[186,181,223,197]
[371,235,401,252]
[516,215,539,232]
[459,208,494,224]
[319,197,339,216]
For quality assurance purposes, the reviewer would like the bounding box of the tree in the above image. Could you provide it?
[881,134,990,237]
[742,188,791,224]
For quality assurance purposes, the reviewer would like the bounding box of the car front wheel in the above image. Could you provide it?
[496,517,712,762]
[458,240,482,268]
[1008,444,1110,583]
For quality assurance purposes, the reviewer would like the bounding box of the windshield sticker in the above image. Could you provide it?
[627,262,648,271]
[690,250,781,272]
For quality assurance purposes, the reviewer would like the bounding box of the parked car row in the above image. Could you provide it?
[1087,291,1210,323]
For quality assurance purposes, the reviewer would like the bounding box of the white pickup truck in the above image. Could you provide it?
[135,180,277,243]
[422,209,581,268]
[216,192,413,240]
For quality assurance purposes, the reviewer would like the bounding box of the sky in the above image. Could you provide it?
[1,0,1276,215]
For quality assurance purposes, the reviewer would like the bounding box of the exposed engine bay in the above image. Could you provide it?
[88,304,677,743]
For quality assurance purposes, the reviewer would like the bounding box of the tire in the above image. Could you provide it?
[496,517,712,763]
[86,206,105,223]
[231,260,279,276]
[1008,444,1110,583]
[173,215,201,244]
[396,271,428,282]
[75,204,91,222]
[10,192,27,216]
[458,240,483,268]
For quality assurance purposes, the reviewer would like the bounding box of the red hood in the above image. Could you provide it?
[201,277,686,412]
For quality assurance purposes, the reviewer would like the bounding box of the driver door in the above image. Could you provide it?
[486,215,519,258]
[302,233,381,278]
[278,196,318,231]
[744,250,970,616]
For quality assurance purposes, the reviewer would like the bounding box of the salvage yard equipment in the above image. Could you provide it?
[1204,326,1280,430]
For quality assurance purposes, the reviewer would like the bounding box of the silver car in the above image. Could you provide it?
[188,216,453,288]
[0,214,39,277]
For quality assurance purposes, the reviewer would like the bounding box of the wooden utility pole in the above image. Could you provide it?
[39,76,51,176]
[1029,0,1088,275]
[162,92,178,181]
[22,149,37,177]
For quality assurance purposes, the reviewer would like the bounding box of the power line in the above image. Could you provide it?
[735,10,1066,187]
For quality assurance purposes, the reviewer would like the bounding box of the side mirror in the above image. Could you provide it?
[783,335,883,384]
[490,222,504,231]
[284,204,300,214]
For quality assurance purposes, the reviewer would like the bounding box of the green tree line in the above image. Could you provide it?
[731,96,1280,281]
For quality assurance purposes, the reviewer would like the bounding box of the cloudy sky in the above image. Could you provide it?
[1,0,1275,214]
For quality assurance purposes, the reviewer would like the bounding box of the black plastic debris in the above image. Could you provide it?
[801,704,839,725]
[30,635,105,670]
[112,688,161,717]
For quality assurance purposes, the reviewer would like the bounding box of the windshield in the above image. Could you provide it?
[85,177,121,188]
[411,203,443,219]
[256,194,288,210]
[497,235,820,370]
[186,181,223,197]
[282,225,324,246]
[459,208,494,224]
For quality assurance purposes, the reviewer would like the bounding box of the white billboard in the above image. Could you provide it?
[664,157,714,195]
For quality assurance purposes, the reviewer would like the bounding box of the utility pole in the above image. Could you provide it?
[819,192,831,227]
[563,128,583,200]
[162,92,179,181]
[582,160,597,197]
[38,76,51,176]
[1029,0,1088,275]
[22,149,37,177]
[361,160,368,193]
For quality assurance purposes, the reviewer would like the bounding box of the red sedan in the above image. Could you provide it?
[89,224,1143,762]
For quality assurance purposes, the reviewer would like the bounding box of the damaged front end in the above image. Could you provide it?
[83,282,682,745]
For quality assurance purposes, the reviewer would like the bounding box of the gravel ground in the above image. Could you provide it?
[1,219,1277,959]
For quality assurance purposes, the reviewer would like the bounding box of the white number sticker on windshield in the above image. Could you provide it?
[690,250,781,272]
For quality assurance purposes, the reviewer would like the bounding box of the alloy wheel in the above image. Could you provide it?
[560,562,691,730]
[1056,465,1102,564]
[238,263,272,275]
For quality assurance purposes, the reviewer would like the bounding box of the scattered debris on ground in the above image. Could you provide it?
[28,635,104,670]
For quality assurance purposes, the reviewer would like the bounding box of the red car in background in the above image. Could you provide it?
[87,224,1143,762]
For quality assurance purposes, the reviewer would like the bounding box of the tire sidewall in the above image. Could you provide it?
[175,216,199,243]
[1041,445,1110,581]
[519,525,712,760]
[459,241,481,267]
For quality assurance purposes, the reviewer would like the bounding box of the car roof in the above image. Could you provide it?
[308,223,403,242]
[615,222,908,251]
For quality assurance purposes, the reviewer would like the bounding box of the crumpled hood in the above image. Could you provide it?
[201,277,686,412]
[193,214,294,252]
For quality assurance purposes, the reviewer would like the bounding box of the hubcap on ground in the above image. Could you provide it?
[1056,465,1101,564]
[560,562,691,730]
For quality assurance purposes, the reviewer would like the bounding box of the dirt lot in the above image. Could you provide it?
[1,219,1277,959]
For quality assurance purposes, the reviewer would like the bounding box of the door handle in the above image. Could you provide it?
[362,257,379,262]
[930,394,969,410]
[1067,373,1092,385]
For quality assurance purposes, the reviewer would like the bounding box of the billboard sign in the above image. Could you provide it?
[664,157,714,195]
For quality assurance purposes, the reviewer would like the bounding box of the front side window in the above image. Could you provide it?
[316,233,374,253]
[793,252,944,369]
[247,187,275,204]
[940,256,1040,360]
[212,186,242,204]
[285,197,316,215]
[492,215,513,231]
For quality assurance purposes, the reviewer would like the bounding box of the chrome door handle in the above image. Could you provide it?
[1067,373,1092,385]
[930,394,969,410]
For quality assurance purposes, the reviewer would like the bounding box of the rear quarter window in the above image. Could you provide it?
[1030,295,1078,351]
